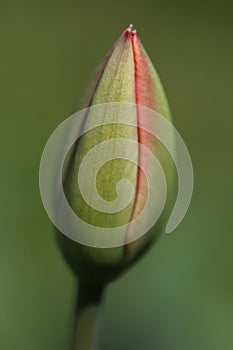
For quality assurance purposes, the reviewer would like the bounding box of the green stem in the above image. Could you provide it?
[73,281,106,350]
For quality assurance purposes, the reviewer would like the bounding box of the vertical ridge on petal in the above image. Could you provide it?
[124,31,173,255]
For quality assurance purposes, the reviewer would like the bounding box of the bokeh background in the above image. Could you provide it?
[1,0,233,349]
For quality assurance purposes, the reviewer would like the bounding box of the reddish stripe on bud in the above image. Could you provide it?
[132,32,157,110]
[129,31,157,222]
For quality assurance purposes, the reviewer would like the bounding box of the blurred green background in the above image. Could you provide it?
[1,0,233,349]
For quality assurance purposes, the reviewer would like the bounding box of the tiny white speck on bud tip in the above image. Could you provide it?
[127,24,135,34]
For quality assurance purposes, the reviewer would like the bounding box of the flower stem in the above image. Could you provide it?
[73,281,106,350]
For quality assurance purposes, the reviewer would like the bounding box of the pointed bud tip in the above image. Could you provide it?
[126,23,137,35]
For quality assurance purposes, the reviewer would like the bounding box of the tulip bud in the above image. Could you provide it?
[57,25,175,284]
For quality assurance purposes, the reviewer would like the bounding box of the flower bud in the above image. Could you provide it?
[57,25,175,284]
